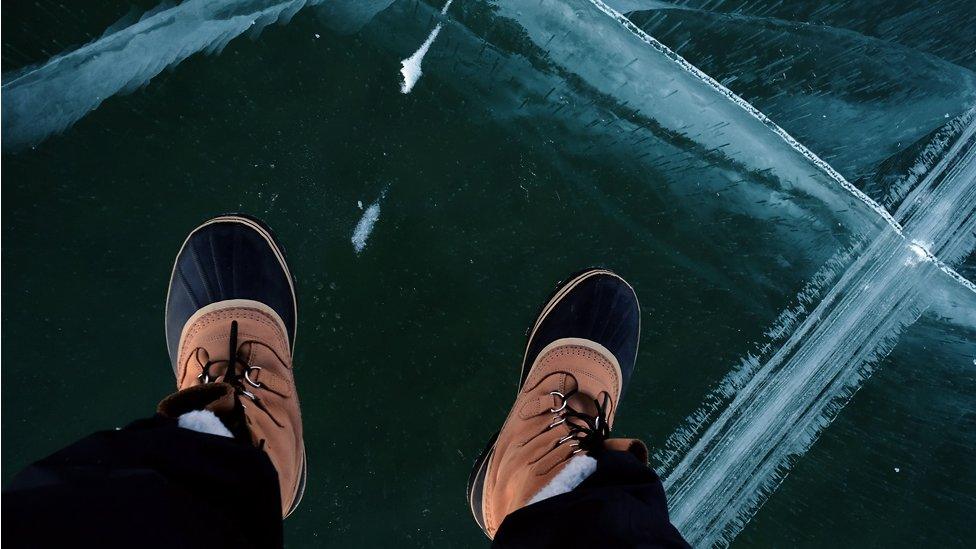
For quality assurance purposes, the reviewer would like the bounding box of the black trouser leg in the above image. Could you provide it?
[3,415,282,549]
[492,451,690,549]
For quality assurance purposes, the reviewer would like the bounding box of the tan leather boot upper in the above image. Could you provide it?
[159,299,304,517]
[481,337,646,537]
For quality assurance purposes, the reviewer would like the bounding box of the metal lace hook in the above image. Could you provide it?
[244,366,263,388]
[549,391,568,413]
[197,361,216,384]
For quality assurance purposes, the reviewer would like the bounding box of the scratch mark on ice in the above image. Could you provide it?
[400,0,453,94]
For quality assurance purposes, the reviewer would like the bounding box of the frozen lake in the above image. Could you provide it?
[3,1,975,546]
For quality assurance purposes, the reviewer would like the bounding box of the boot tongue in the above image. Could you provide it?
[188,345,251,384]
[158,382,253,440]
[158,382,237,418]
[552,374,609,421]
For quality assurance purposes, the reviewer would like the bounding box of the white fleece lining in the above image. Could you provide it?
[527,455,598,505]
[178,409,233,438]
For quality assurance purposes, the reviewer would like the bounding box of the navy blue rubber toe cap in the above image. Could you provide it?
[165,215,296,370]
[521,269,640,392]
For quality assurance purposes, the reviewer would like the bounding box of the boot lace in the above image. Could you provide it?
[546,388,611,455]
[196,320,284,427]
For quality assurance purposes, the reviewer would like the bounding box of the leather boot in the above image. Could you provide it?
[160,215,305,518]
[467,269,646,538]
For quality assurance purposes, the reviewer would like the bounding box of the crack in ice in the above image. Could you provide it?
[662,113,976,547]
[584,1,976,546]
[588,0,976,296]
[1,0,330,150]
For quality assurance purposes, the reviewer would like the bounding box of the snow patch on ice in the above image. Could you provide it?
[399,0,453,94]
[400,26,442,93]
[351,191,386,254]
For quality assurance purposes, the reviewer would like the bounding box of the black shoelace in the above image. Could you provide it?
[196,320,283,427]
[550,388,611,455]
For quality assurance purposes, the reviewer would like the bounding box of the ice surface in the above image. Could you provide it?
[2,0,312,148]
[474,1,976,543]
[374,0,872,278]
[625,4,976,180]
[0,0,396,150]
[5,1,975,545]
[659,112,976,546]
[313,0,395,36]
[494,0,973,291]
[584,0,919,233]
[495,0,888,232]
[666,0,976,73]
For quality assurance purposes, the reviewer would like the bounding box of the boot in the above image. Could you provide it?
[467,269,647,538]
[159,215,305,518]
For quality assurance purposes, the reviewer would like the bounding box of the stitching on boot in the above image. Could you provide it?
[178,307,290,381]
[523,346,618,396]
